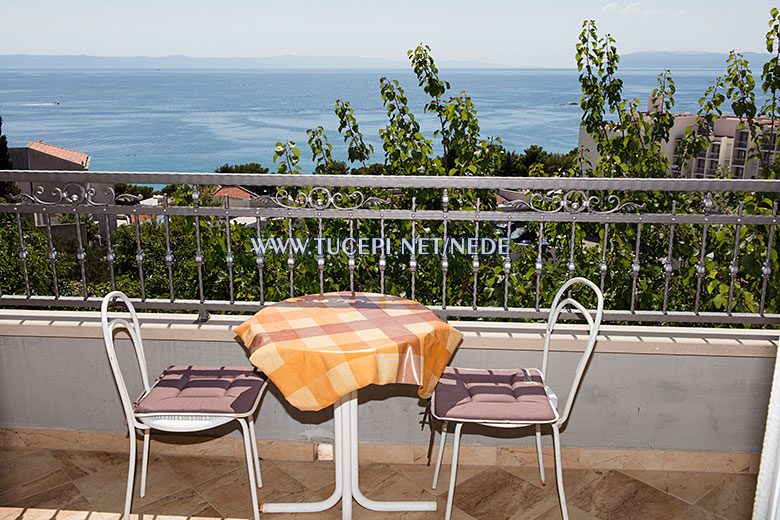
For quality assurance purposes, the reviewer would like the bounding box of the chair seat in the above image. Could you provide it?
[433,367,558,423]
[134,366,267,416]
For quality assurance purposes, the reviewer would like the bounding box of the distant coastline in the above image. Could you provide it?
[0,54,501,69]
[0,51,772,70]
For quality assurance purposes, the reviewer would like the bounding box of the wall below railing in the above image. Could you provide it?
[0,310,776,455]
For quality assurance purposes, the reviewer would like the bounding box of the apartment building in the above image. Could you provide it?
[578,98,779,178]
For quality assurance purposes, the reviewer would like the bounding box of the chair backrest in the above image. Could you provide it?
[101,291,151,430]
[540,277,604,425]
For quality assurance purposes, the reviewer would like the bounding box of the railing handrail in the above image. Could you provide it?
[3,170,780,193]
[1,169,778,325]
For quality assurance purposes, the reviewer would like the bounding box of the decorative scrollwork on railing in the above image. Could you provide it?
[504,190,645,214]
[13,184,142,206]
[257,187,389,210]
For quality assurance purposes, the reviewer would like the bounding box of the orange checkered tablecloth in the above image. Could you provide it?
[234,292,463,412]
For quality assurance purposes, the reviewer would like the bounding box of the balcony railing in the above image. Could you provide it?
[1,170,779,325]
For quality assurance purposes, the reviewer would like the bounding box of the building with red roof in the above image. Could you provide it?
[10,141,90,171]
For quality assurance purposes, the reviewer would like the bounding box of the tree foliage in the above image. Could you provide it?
[215,163,269,174]
[214,163,271,195]
[673,9,780,179]
[495,146,578,177]
[571,15,779,319]
[576,20,676,177]
[335,100,373,167]
[273,141,302,174]
[0,115,18,203]
[306,126,333,174]
[114,183,153,203]
[0,116,11,170]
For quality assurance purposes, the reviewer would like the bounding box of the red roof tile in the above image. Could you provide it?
[214,185,257,200]
[27,141,90,168]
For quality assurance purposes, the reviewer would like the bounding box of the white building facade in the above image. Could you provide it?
[578,101,779,178]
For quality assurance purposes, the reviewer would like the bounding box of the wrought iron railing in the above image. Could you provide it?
[1,170,779,325]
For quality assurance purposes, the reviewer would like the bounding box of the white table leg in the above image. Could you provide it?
[348,392,438,512]
[260,396,345,514]
[341,393,353,519]
[262,391,436,515]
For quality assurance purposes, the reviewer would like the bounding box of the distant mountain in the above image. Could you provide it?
[0,54,503,69]
[620,51,772,70]
[6,52,772,70]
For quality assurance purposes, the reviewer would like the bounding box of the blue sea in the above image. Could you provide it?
[0,68,727,173]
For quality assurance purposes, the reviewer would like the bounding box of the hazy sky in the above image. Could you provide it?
[2,0,775,67]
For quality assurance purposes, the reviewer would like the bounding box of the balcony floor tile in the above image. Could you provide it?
[0,445,758,520]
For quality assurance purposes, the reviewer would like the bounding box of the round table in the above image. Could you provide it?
[234,292,463,519]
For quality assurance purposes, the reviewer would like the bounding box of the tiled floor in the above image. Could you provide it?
[0,446,756,519]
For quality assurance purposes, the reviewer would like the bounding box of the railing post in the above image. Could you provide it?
[471,199,480,311]
[441,189,449,310]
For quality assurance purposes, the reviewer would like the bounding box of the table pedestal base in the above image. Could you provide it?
[261,392,437,519]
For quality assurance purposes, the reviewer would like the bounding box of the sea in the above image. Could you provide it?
[0,68,729,173]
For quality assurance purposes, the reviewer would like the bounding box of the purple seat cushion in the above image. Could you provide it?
[134,366,267,415]
[433,367,557,422]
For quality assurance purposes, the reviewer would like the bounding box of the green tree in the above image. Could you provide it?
[214,162,271,195]
[335,101,373,167]
[495,146,578,177]
[0,116,11,170]
[761,7,780,178]
[114,183,153,203]
[323,161,349,175]
[675,75,726,170]
[273,141,302,174]
[0,115,19,203]
[378,76,434,175]
[306,126,333,174]
[576,20,676,177]
[677,9,780,179]
[215,163,269,174]
[574,16,778,319]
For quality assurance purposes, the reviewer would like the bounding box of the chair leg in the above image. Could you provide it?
[432,421,448,489]
[239,418,261,520]
[444,423,463,520]
[535,424,546,486]
[248,413,262,487]
[123,429,137,520]
[140,429,150,497]
[552,424,568,520]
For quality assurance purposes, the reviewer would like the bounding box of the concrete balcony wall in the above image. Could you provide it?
[0,310,776,454]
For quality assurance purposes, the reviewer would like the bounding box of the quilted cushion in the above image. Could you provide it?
[433,367,557,422]
[134,366,267,415]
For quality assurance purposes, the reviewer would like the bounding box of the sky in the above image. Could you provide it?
[1,0,776,67]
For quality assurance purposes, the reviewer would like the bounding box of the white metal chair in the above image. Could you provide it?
[430,277,604,520]
[101,291,268,520]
